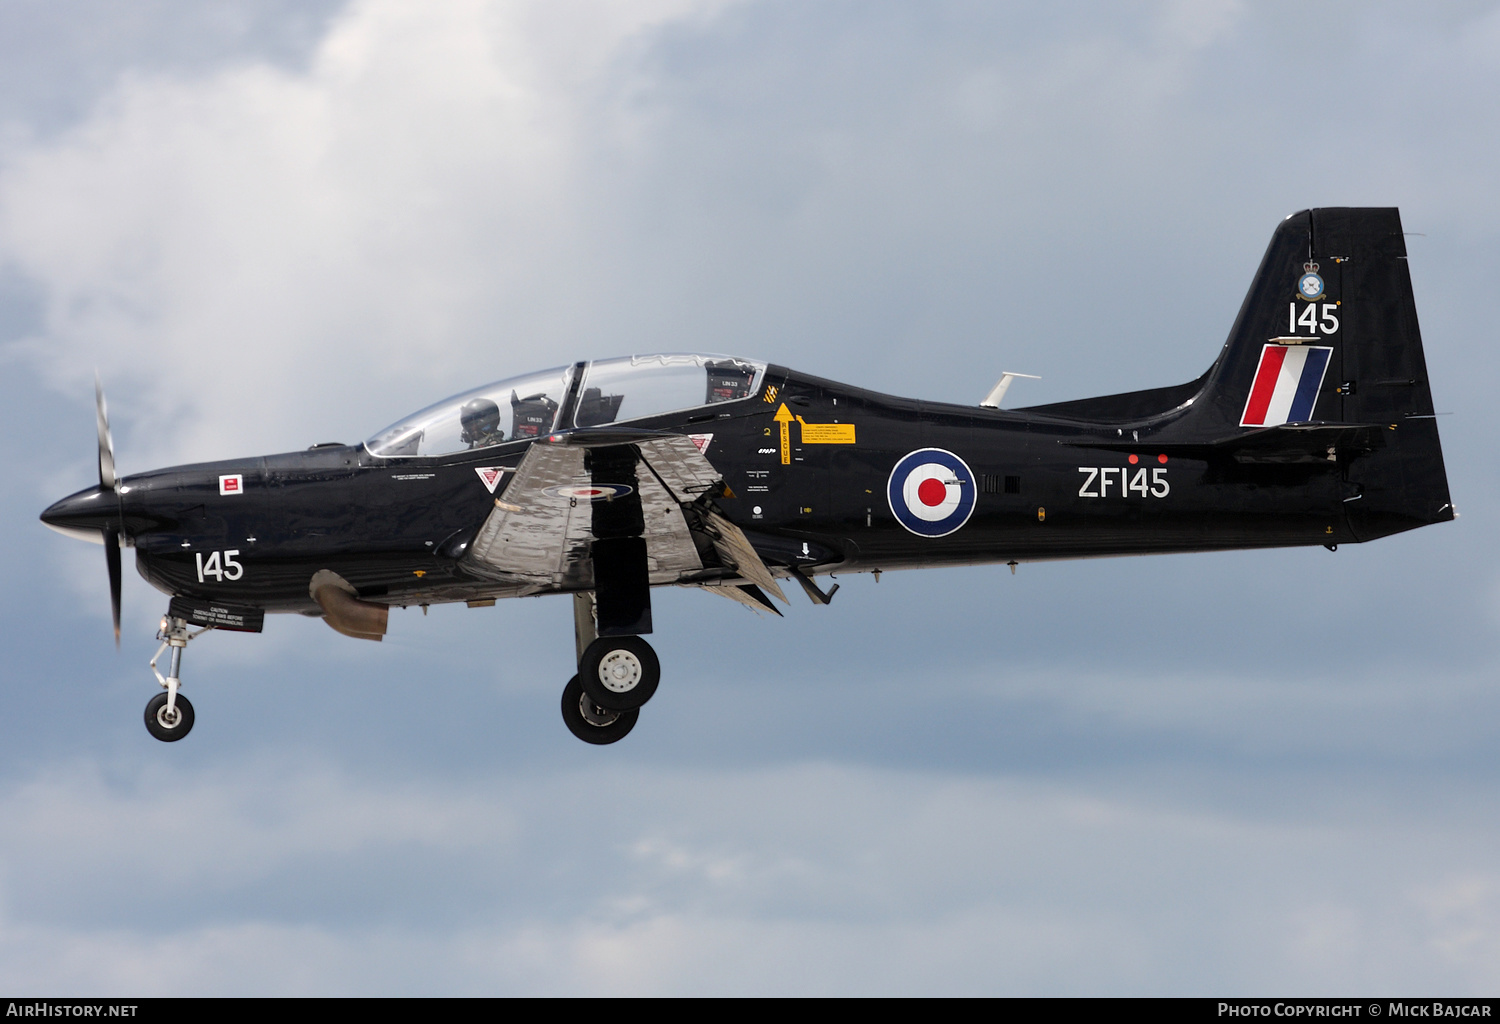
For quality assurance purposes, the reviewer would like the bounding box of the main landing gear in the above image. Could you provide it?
[561,592,660,745]
[144,614,211,742]
[579,635,660,711]
[561,674,639,745]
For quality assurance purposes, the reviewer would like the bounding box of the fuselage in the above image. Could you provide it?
[42,361,1427,617]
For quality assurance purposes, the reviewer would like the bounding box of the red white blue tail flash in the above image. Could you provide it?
[1240,344,1333,427]
[888,448,976,537]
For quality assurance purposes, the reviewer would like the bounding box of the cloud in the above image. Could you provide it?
[7,0,1499,476]
[3,0,1500,996]
[0,0,734,468]
[0,758,1498,994]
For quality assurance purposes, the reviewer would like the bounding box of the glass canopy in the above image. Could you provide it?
[364,365,574,458]
[365,354,766,458]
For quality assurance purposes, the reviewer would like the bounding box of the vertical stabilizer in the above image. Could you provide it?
[1187,208,1452,539]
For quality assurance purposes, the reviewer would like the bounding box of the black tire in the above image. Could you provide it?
[561,674,638,745]
[578,635,660,711]
[144,692,195,742]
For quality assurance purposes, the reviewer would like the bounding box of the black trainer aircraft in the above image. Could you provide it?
[42,208,1454,744]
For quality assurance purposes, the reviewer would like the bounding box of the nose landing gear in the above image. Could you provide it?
[144,614,212,742]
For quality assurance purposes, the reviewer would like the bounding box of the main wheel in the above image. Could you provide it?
[561,674,638,745]
[578,635,660,711]
[144,692,195,742]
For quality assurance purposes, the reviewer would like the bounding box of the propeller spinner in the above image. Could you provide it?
[39,378,126,645]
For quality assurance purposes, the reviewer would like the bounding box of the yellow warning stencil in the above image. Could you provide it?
[795,416,856,444]
[774,403,794,464]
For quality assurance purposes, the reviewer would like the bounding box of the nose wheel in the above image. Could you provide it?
[144,613,212,743]
[145,692,195,742]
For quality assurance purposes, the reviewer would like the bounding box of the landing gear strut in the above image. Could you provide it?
[144,615,211,742]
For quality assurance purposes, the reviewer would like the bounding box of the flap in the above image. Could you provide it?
[701,510,788,603]
[693,581,784,617]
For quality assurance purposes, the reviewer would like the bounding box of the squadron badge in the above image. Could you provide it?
[1297,261,1325,301]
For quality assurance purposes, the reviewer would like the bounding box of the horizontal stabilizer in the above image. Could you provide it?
[1063,421,1391,464]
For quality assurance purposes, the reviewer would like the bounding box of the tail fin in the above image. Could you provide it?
[1198,208,1452,539]
[1025,208,1454,540]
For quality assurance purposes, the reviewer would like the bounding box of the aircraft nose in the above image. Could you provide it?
[40,485,118,541]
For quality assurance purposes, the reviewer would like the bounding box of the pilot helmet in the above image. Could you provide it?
[460,398,502,443]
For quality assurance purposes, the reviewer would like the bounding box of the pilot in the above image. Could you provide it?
[459,398,504,449]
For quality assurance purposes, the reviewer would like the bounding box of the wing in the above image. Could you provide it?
[462,434,710,591]
[631,433,724,502]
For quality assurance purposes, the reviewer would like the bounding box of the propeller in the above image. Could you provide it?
[96,374,122,646]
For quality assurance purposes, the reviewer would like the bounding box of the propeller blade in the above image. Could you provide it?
[95,373,116,491]
[97,374,123,645]
[105,527,122,647]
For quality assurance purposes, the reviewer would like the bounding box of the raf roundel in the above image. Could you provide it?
[887,448,977,538]
[541,484,634,501]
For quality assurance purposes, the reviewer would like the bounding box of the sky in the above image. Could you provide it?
[1,0,1498,995]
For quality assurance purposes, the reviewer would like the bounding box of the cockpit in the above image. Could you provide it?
[364,354,767,459]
